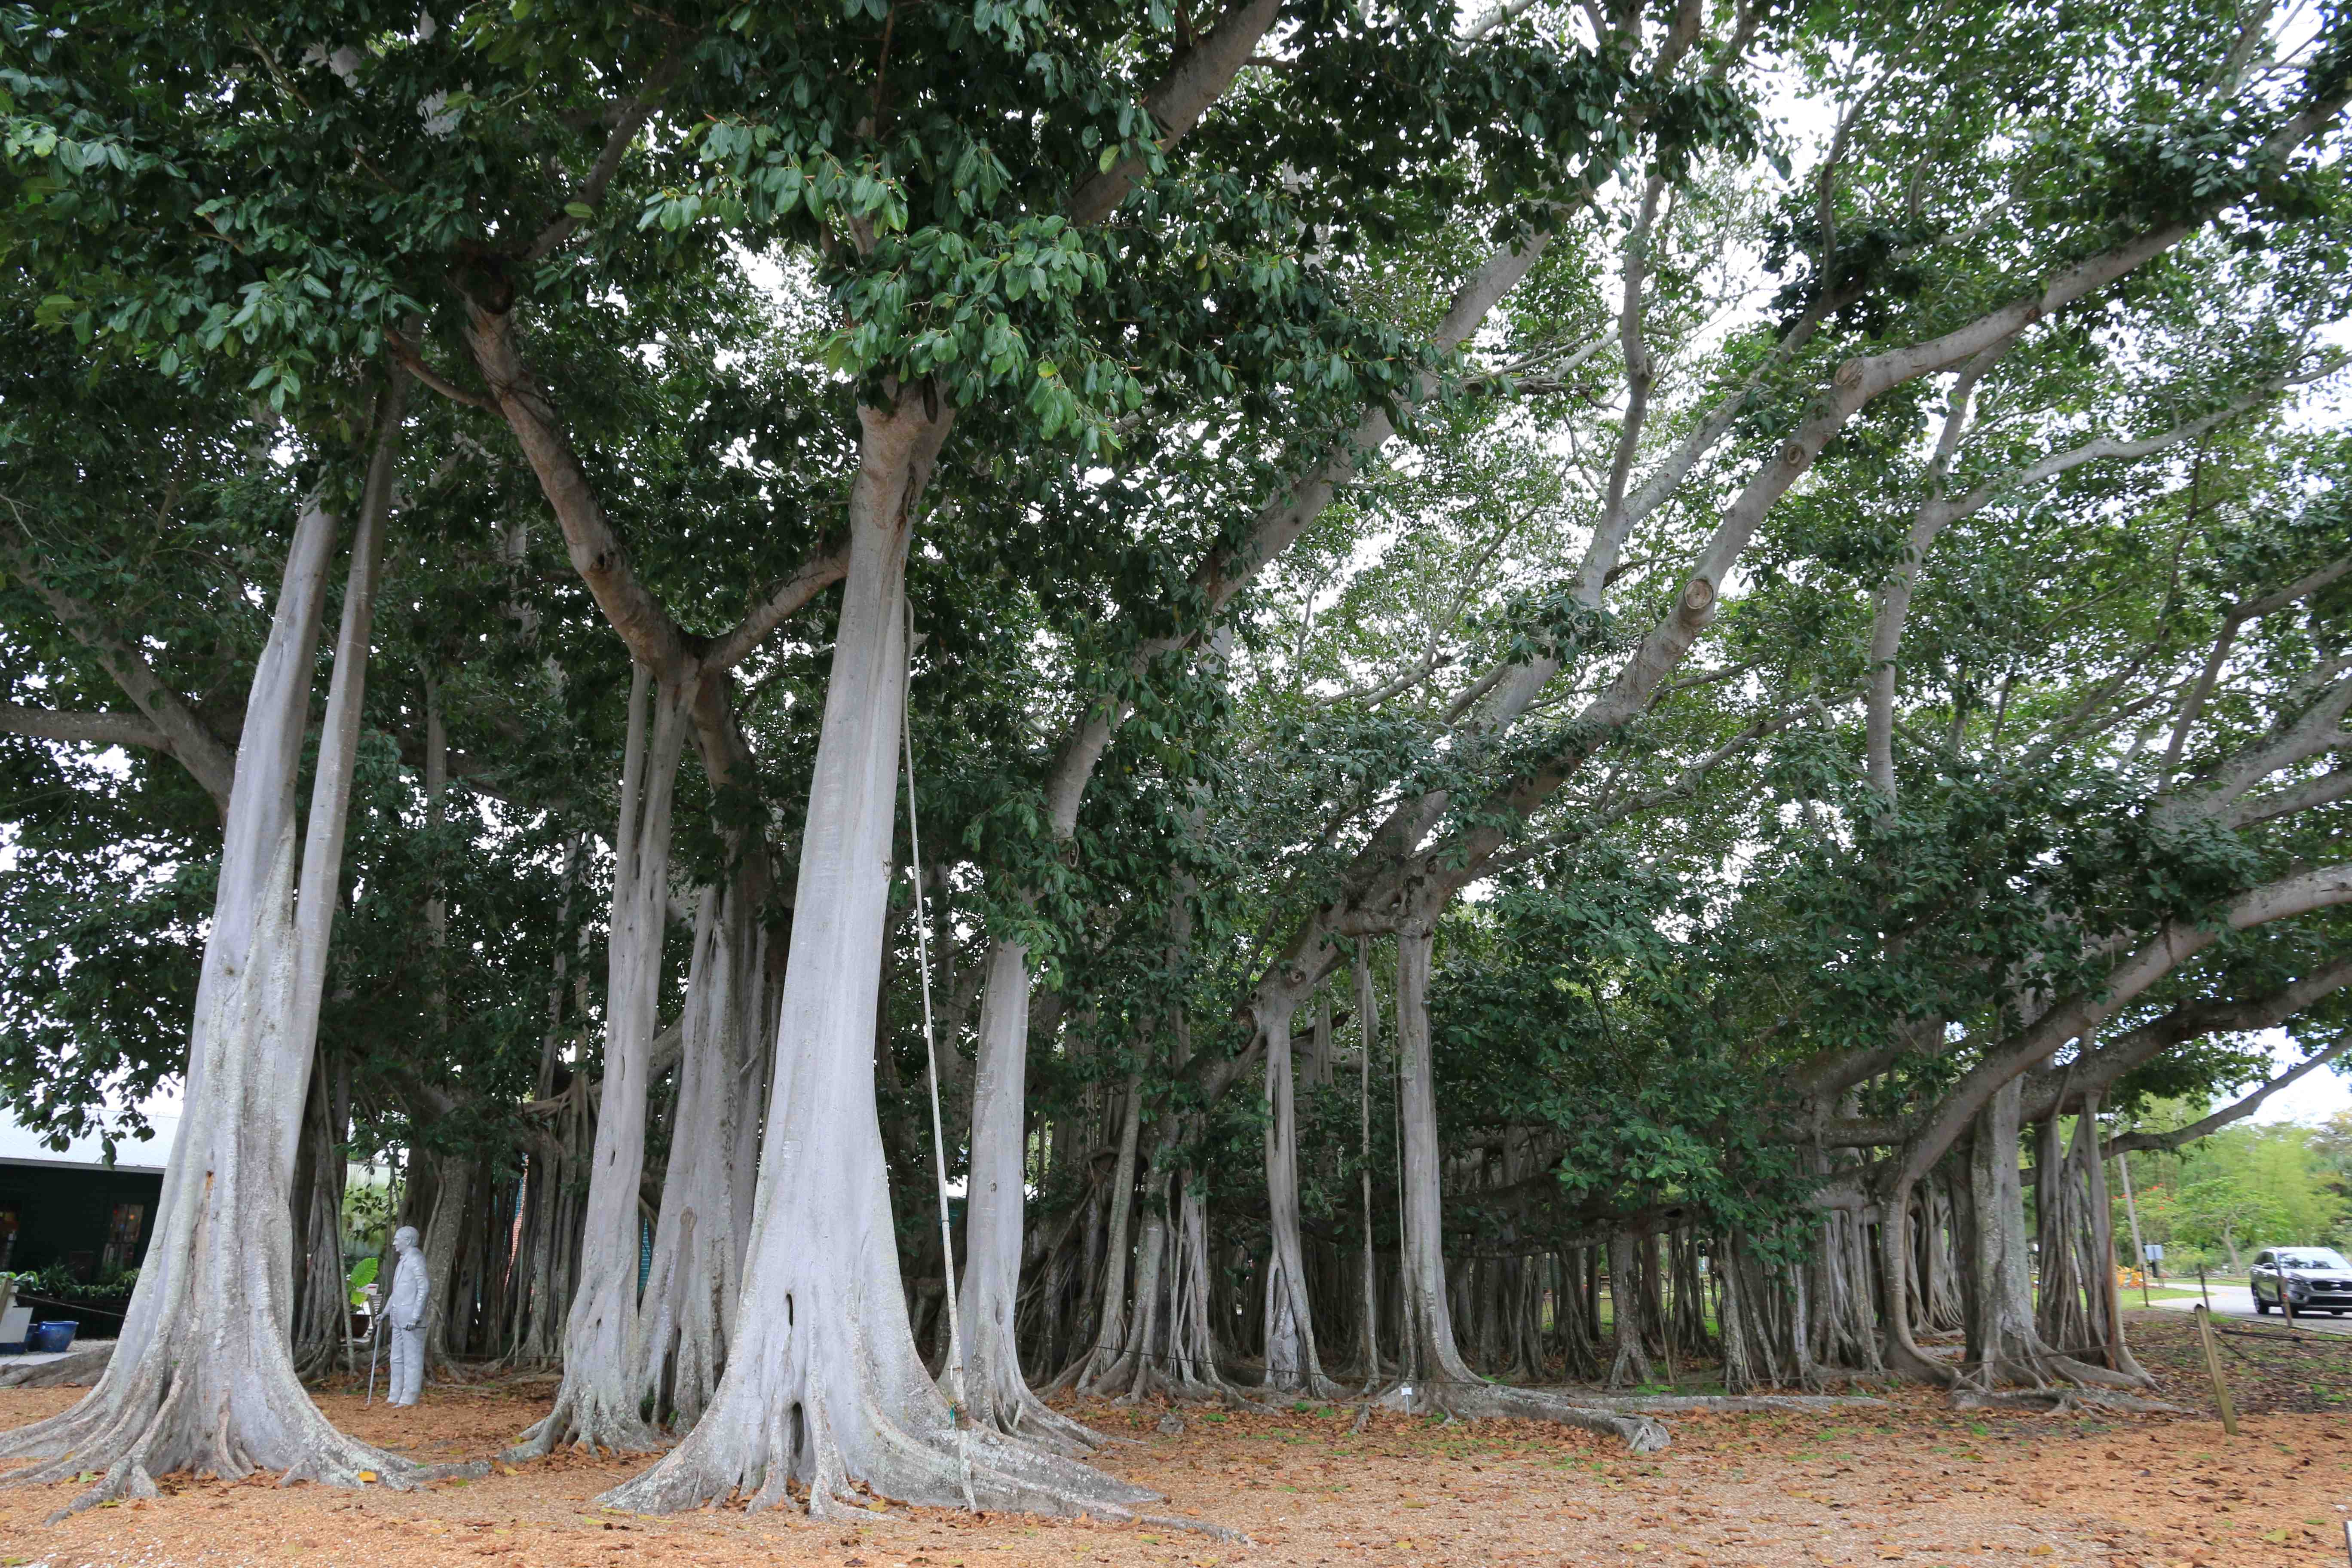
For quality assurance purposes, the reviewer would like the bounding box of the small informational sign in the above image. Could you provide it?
[2144,1243,2165,1261]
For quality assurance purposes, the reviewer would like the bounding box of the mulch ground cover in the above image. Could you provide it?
[4,1334,2349,1568]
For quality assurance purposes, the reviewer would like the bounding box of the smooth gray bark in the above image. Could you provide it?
[1353,940,1381,1384]
[511,663,690,1457]
[1383,929,1668,1449]
[604,402,1151,1519]
[1259,998,1337,1394]
[0,386,444,1505]
[635,880,767,1429]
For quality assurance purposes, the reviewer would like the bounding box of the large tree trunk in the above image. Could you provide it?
[289,1043,352,1382]
[511,663,689,1457]
[955,937,1098,1449]
[603,401,1149,1520]
[1057,1058,1144,1393]
[0,387,440,1507]
[1353,940,1382,1387]
[635,879,767,1429]
[1605,1233,1657,1389]
[1260,1000,1339,1396]
[1385,928,1666,1449]
[418,1149,474,1377]
[1959,1080,2139,1390]
[1965,1079,2044,1384]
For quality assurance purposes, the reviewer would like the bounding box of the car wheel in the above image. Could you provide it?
[2255,1295,2271,1314]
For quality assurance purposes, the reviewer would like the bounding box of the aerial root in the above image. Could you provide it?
[1580,1393,1886,1414]
[1950,1387,2187,1416]
[1372,1381,1672,1452]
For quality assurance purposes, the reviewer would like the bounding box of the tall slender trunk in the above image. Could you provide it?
[956,936,1096,1448]
[1392,928,1456,1393]
[1382,928,1664,1449]
[512,663,690,1457]
[1260,998,1337,1395]
[1084,1152,1174,1402]
[1061,1058,1144,1391]
[605,400,1148,1519]
[635,878,767,1428]
[1,381,434,1502]
[289,1042,352,1380]
[1353,940,1381,1384]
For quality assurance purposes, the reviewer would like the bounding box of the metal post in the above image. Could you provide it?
[2192,1304,2238,1436]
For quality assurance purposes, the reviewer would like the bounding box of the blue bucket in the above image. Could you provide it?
[28,1321,77,1354]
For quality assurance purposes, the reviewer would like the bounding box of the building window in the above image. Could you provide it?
[101,1202,145,1274]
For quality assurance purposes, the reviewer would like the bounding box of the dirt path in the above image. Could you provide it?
[3,1353,2347,1567]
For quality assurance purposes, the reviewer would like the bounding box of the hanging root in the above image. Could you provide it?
[0,1345,112,1389]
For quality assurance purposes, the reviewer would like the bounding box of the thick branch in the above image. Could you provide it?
[1066,0,1284,225]
[0,546,239,811]
[522,42,692,264]
[703,549,849,672]
[2232,764,2352,827]
[1883,862,2352,1192]
[1865,341,2006,797]
[461,302,699,683]
[2105,1036,2352,1155]
[0,702,170,754]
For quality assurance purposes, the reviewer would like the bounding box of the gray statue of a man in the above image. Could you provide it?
[385,1224,429,1407]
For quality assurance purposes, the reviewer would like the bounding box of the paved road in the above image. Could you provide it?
[2139,1284,2352,1336]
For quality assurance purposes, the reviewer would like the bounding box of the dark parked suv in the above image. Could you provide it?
[2250,1247,2352,1314]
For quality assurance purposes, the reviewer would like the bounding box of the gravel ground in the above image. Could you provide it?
[3,1358,2348,1568]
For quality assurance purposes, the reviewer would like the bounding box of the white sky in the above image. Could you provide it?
[2248,1030,2352,1126]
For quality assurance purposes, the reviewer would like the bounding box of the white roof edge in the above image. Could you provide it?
[0,1153,168,1175]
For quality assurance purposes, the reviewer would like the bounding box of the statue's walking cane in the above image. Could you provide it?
[365,1301,384,1405]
